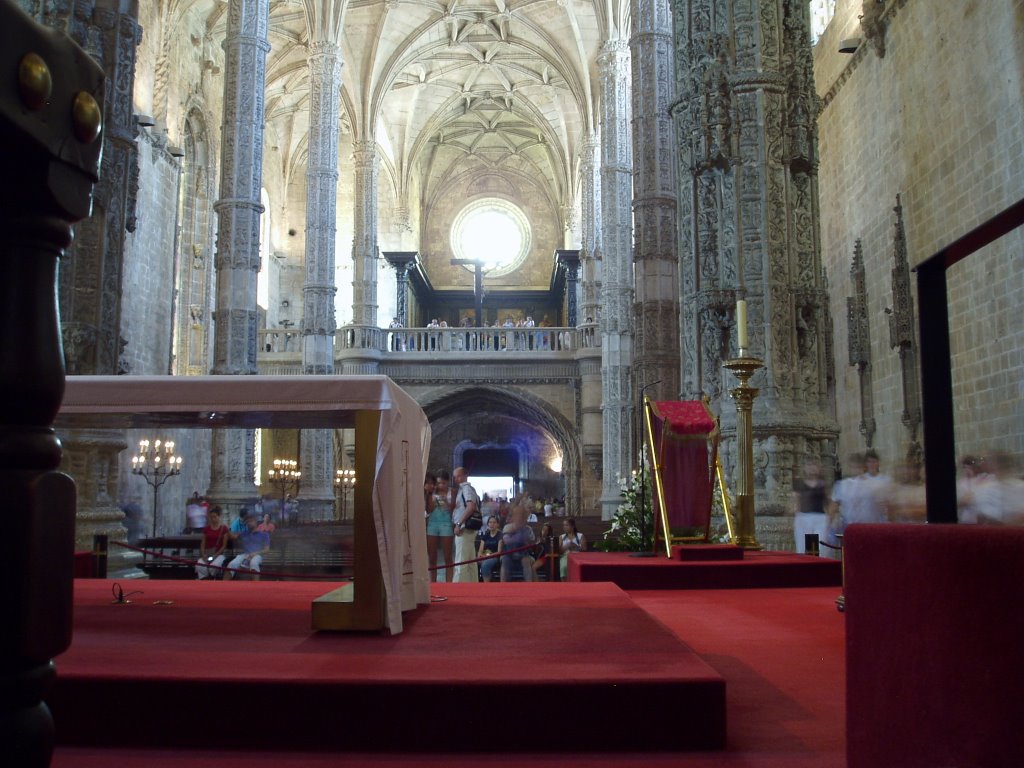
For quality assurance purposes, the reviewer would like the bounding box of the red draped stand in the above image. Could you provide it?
[645,399,721,556]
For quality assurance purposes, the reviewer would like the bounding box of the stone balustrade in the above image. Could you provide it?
[258,324,600,357]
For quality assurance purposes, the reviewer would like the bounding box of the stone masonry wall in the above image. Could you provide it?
[815,0,1024,468]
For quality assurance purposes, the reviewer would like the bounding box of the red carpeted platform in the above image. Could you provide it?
[51,580,726,752]
[568,550,842,590]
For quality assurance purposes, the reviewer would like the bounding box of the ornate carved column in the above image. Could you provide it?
[576,136,604,490]
[630,0,679,404]
[887,195,922,468]
[848,238,876,448]
[37,1,142,560]
[578,135,602,325]
[208,0,270,512]
[351,140,379,328]
[597,40,635,519]
[671,1,837,549]
[302,41,340,377]
[299,40,342,521]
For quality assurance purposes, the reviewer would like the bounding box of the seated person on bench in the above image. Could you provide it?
[226,514,271,580]
[500,504,536,582]
[195,506,230,580]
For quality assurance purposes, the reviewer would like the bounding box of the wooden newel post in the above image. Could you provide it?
[0,3,104,764]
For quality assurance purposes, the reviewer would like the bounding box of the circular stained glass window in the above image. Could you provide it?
[450,198,531,278]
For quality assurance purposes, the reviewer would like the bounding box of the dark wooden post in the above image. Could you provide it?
[0,3,104,764]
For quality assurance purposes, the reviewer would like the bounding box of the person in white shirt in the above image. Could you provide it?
[451,466,481,582]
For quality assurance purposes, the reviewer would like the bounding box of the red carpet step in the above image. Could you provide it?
[51,580,726,752]
[568,550,842,590]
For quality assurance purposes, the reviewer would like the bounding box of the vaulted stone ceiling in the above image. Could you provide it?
[170,0,624,216]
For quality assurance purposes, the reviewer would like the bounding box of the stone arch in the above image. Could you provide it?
[418,385,584,517]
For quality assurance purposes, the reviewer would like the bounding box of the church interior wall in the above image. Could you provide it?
[420,170,561,292]
[120,130,181,377]
[815,0,1024,469]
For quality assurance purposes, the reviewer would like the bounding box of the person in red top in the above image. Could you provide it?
[195,506,230,579]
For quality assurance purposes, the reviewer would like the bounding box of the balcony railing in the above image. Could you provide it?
[258,324,600,356]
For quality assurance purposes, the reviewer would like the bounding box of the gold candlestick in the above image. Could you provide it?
[723,354,764,550]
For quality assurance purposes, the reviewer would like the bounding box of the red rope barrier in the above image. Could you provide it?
[115,540,542,582]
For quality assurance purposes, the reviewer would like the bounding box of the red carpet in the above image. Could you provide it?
[51,580,725,752]
[52,586,845,767]
[569,550,842,589]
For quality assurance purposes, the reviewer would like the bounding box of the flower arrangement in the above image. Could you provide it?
[595,455,654,552]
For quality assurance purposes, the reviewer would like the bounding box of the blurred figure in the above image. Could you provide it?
[257,512,276,534]
[500,505,536,582]
[973,452,1024,526]
[956,455,990,524]
[793,459,830,555]
[829,453,887,541]
[862,449,892,520]
[887,462,927,523]
[226,514,271,580]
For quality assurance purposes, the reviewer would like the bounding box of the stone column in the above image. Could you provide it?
[42,2,141,563]
[208,0,270,513]
[597,40,635,520]
[351,140,379,328]
[671,0,838,549]
[578,135,602,325]
[630,0,679,403]
[299,40,342,521]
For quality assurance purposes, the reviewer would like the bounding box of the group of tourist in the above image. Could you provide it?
[388,314,560,352]
[194,505,273,580]
[423,469,587,582]
[793,449,1024,556]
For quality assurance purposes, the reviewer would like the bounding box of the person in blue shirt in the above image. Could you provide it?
[226,514,270,580]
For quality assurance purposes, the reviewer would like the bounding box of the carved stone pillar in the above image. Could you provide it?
[597,40,635,519]
[351,140,379,328]
[299,40,342,521]
[630,0,679,404]
[578,135,602,325]
[208,0,270,513]
[672,1,838,549]
[40,1,142,562]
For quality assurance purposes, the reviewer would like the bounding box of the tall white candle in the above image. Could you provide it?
[736,299,748,350]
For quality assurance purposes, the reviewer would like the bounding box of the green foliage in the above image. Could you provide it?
[595,463,654,553]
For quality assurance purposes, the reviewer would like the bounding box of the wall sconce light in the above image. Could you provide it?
[838,37,862,54]
[168,145,185,158]
[134,113,155,127]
